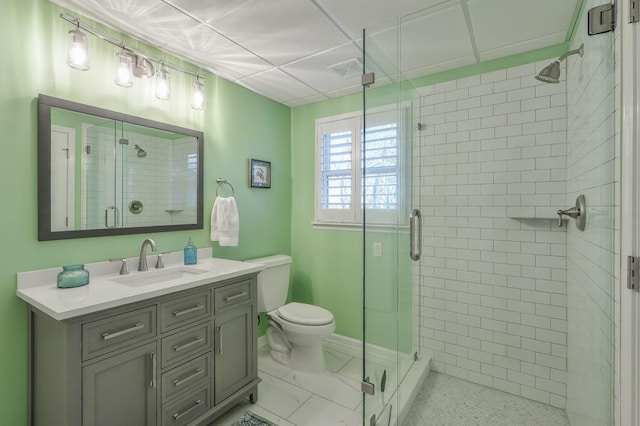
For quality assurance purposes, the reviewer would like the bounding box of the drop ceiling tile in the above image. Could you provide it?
[315,0,446,39]
[210,0,351,66]
[366,4,474,77]
[236,69,318,103]
[55,0,197,47]
[170,24,273,80]
[469,0,579,52]
[280,43,363,93]
[479,32,567,62]
[164,0,255,23]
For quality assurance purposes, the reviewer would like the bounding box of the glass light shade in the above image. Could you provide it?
[115,51,134,87]
[155,66,171,100]
[191,79,205,110]
[67,29,89,70]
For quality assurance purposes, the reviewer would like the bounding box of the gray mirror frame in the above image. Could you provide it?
[38,94,204,241]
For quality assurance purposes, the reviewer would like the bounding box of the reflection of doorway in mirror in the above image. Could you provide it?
[51,125,75,231]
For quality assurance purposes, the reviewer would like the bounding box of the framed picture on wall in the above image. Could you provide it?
[249,158,271,188]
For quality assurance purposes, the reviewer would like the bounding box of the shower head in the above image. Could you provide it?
[535,61,561,84]
[134,144,147,158]
[535,43,584,84]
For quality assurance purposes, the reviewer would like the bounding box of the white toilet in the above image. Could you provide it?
[246,254,335,373]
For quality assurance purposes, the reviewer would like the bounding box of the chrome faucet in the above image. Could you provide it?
[138,238,158,271]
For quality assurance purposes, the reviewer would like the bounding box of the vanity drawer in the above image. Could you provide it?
[214,279,253,312]
[161,322,211,368]
[82,306,157,360]
[160,290,211,332]
[162,385,211,426]
[161,353,211,402]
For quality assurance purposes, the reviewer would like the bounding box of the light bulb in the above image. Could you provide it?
[191,78,205,110]
[115,51,133,87]
[67,29,89,70]
[155,66,171,100]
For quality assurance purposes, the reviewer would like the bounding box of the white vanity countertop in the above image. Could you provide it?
[16,248,264,321]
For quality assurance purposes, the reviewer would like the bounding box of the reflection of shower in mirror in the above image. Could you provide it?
[133,144,147,157]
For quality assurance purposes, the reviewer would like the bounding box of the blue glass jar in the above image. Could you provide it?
[57,264,90,289]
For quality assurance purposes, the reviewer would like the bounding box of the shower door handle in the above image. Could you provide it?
[104,206,119,228]
[409,209,422,261]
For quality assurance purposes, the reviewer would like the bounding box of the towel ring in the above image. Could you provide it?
[215,178,235,196]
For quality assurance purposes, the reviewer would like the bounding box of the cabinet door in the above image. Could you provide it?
[83,342,157,426]
[214,305,254,404]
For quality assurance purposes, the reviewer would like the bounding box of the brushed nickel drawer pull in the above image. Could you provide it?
[101,322,144,341]
[224,291,248,302]
[172,399,203,420]
[173,368,204,387]
[149,352,157,388]
[173,336,203,352]
[172,304,204,317]
[216,326,222,355]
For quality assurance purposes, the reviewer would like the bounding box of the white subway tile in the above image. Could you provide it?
[481,92,508,106]
[508,87,536,102]
[523,121,553,135]
[457,119,482,131]
[508,111,536,125]
[446,88,469,102]
[469,84,494,98]
[469,105,494,119]
[507,135,536,148]
[536,106,567,121]
[457,75,481,88]
[536,353,566,370]
[521,386,550,404]
[481,115,508,128]
[495,125,523,138]
[494,78,521,93]
[536,328,566,345]
[446,110,470,123]
[494,101,521,115]
[481,69,507,84]
[435,80,457,94]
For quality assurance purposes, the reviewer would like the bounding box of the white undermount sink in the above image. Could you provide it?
[111,266,208,287]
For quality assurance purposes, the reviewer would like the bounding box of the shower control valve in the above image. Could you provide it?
[557,195,586,231]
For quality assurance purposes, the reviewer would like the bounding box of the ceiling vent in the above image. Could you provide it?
[328,58,363,78]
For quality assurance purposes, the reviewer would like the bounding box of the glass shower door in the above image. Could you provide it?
[362,17,421,425]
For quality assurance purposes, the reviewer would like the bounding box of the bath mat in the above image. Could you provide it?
[230,411,277,426]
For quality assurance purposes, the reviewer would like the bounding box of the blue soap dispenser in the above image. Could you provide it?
[184,236,197,265]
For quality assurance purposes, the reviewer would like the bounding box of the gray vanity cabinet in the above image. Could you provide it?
[214,304,254,404]
[28,274,259,426]
[82,342,157,426]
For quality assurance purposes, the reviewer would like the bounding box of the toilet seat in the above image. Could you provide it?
[277,302,334,326]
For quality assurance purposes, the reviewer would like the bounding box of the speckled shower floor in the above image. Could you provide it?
[404,372,570,426]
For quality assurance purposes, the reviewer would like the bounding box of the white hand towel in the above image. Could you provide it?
[210,196,239,246]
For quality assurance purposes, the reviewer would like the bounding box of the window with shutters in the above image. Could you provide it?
[315,108,404,227]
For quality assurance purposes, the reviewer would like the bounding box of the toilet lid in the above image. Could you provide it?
[277,302,334,326]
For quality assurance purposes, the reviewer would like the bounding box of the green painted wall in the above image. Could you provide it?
[0,1,290,424]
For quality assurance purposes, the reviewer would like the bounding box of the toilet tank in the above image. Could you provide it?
[245,255,292,313]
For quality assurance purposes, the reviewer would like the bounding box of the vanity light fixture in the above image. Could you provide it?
[60,13,205,110]
[115,50,134,87]
[66,27,89,70]
[191,76,205,110]
[155,63,171,100]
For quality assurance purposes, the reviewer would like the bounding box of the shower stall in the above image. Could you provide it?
[361,1,616,425]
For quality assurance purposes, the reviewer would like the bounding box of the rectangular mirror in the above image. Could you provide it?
[38,95,203,240]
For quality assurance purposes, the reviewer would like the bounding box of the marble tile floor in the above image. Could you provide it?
[212,343,366,426]
[404,372,570,426]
